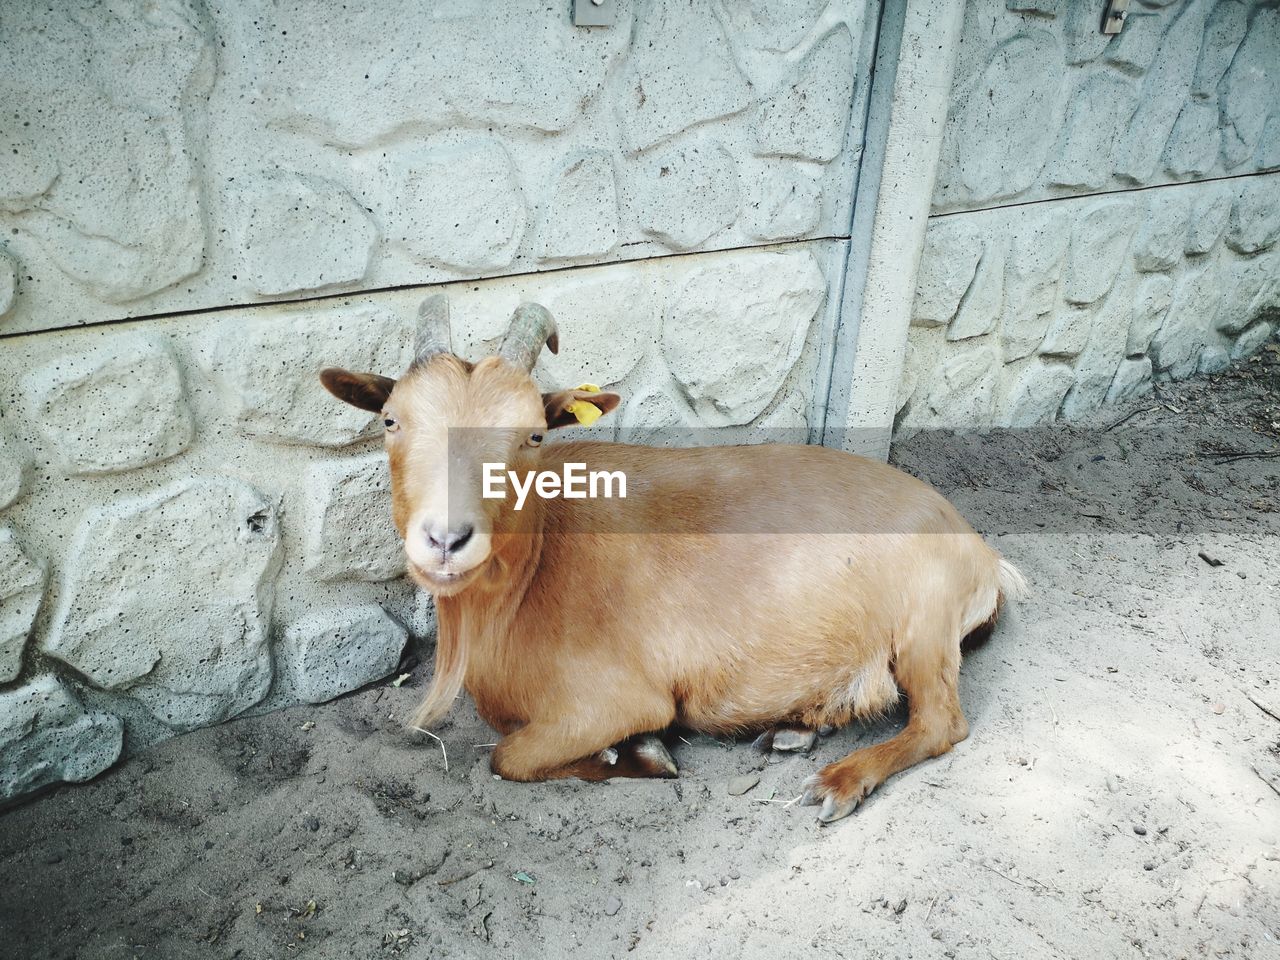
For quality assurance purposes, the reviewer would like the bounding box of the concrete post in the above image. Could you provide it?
[821,0,966,458]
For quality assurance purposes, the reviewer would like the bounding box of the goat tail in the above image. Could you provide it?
[408,606,468,733]
[997,557,1029,606]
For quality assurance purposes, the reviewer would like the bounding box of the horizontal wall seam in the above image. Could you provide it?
[930,167,1280,220]
[0,235,854,344]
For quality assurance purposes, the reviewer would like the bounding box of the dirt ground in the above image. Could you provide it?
[3,346,1278,960]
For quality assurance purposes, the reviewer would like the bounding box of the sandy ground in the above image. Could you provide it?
[2,347,1278,960]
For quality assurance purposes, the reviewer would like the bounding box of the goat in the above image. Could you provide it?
[320,295,1026,822]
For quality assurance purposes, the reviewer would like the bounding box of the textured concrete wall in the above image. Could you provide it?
[897,0,1280,435]
[0,243,840,800]
[0,0,874,335]
[0,0,875,801]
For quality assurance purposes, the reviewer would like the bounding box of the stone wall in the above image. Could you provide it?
[0,0,875,336]
[0,241,842,802]
[897,0,1280,435]
[8,0,1278,804]
[0,0,876,802]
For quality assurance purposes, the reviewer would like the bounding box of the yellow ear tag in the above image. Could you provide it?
[564,383,604,425]
[565,399,603,425]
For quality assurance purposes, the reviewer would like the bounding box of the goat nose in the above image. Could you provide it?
[426,523,474,555]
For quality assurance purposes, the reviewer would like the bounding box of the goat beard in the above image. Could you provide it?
[406,523,539,732]
[408,599,468,732]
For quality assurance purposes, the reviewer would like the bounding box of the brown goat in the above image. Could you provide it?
[320,296,1025,822]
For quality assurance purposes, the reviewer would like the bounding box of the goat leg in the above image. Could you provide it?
[558,734,677,780]
[492,722,678,782]
[621,733,678,777]
[801,620,970,824]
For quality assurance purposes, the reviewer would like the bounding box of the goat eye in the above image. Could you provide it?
[382,416,399,432]
[528,433,543,447]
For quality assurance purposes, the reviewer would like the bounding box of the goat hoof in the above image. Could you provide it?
[630,734,678,777]
[753,726,817,754]
[802,767,876,823]
[771,729,817,753]
[818,795,858,824]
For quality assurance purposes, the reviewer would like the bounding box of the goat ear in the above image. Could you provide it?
[319,368,397,412]
[542,386,621,430]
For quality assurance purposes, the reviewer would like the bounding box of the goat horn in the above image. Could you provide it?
[414,293,452,363]
[497,302,559,372]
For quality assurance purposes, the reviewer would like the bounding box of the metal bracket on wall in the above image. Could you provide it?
[573,0,615,27]
[1102,0,1129,35]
